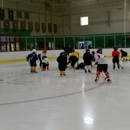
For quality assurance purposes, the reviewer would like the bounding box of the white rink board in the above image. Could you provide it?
[0,48,130,61]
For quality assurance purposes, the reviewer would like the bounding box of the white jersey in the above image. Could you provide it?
[41,53,46,59]
[42,57,49,64]
[40,53,49,64]
[94,53,107,64]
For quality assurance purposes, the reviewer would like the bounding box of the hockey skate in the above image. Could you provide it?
[88,69,91,73]
[95,78,98,83]
[107,79,112,83]
[30,70,38,73]
[113,65,115,69]
[60,74,66,76]
[63,71,66,76]
[33,71,38,73]
[47,65,49,70]
[60,71,64,76]
[118,65,120,69]
[43,68,46,71]
[105,77,112,83]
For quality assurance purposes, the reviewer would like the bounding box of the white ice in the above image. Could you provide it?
[0,59,130,130]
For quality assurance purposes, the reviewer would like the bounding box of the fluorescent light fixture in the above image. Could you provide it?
[80,16,89,26]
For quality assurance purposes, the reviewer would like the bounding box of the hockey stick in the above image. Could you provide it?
[25,56,28,61]
[119,58,124,69]
[25,56,30,65]
[119,64,124,69]
[101,72,106,80]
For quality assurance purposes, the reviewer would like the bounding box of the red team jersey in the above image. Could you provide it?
[112,51,120,57]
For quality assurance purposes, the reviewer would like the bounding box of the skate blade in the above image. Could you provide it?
[95,81,98,84]
[107,81,112,83]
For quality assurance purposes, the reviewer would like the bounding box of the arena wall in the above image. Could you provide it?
[0,48,130,64]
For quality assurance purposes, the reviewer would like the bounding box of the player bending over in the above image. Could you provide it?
[94,49,111,83]
[75,62,85,70]
[42,56,49,71]
[38,49,49,70]
[68,50,79,69]
[120,49,128,61]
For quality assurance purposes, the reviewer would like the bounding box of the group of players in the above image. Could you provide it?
[58,46,111,83]
[26,49,49,73]
[26,45,128,83]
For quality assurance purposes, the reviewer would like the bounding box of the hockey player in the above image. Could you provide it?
[57,52,67,76]
[42,56,49,71]
[91,51,95,62]
[68,50,79,69]
[112,47,120,69]
[120,49,128,61]
[83,49,92,73]
[63,44,73,56]
[91,51,96,67]
[94,49,111,83]
[75,62,85,70]
[38,49,49,70]
[63,44,73,65]
[26,49,38,73]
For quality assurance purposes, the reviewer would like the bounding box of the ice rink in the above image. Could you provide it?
[0,59,130,130]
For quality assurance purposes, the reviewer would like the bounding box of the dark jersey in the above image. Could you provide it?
[27,53,38,64]
[83,52,92,65]
[57,55,67,65]
[57,55,67,71]
[112,51,120,58]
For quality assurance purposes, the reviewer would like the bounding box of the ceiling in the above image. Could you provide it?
[9,0,124,7]
[9,0,99,6]
[8,0,125,14]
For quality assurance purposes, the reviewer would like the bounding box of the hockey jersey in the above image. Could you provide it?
[27,53,38,64]
[94,53,107,64]
[42,56,49,64]
[112,50,120,58]
[57,55,67,64]
[71,51,79,59]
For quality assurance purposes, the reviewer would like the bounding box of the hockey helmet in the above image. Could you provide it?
[60,52,66,56]
[114,47,118,50]
[92,51,95,54]
[97,49,102,54]
[43,49,47,53]
[86,49,90,52]
[32,49,36,53]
